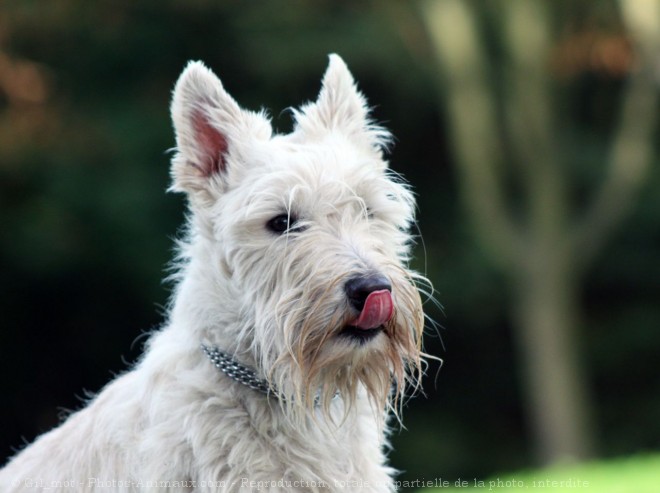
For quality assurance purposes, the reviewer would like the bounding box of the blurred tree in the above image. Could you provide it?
[419,0,660,465]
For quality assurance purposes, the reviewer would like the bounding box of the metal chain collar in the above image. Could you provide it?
[201,344,340,405]
[201,344,277,397]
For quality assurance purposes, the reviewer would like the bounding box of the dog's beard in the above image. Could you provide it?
[268,267,424,425]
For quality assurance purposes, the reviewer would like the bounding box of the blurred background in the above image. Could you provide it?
[1,0,659,487]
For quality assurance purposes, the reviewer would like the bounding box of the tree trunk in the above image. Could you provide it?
[511,251,595,463]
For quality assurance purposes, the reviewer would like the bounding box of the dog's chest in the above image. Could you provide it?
[186,394,391,492]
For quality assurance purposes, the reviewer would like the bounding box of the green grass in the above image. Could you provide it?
[420,454,660,493]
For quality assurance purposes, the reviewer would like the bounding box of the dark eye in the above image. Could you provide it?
[267,214,301,234]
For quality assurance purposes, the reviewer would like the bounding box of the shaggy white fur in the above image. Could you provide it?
[1,55,427,492]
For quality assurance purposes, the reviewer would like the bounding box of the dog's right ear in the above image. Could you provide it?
[169,61,270,200]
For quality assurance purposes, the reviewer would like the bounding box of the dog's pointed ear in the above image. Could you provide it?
[316,54,369,129]
[169,61,271,198]
[295,54,390,153]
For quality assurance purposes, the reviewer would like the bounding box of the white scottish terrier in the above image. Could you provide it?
[1,55,427,492]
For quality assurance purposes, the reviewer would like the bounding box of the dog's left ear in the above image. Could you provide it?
[170,61,271,199]
[295,54,390,153]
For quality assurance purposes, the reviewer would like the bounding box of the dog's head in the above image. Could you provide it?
[170,55,426,418]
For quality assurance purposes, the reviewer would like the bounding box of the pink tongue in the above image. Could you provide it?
[352,290,394,330]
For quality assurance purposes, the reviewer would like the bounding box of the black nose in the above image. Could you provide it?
[345,274,392,312]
